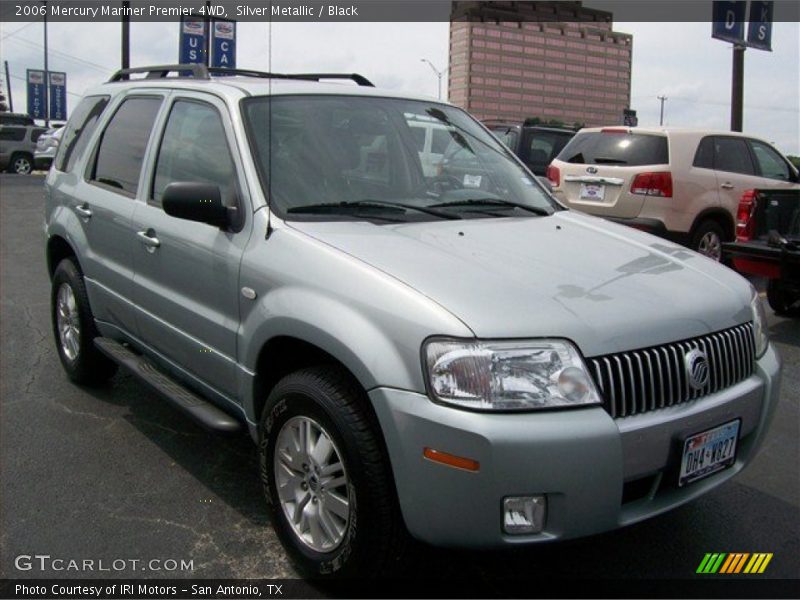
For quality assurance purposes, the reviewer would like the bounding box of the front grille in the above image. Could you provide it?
[588,323,756,419]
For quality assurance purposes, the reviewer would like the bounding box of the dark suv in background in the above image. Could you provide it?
[484,121,576,177]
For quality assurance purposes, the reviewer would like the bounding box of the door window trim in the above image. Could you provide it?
[84,93,166,199]
[710,135,757,176]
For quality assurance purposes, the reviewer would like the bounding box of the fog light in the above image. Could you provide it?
[503,496,546,534]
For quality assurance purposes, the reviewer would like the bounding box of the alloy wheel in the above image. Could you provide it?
[56,283,81,361]
[697,231,722,261]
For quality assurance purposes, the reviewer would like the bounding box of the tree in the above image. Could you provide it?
[787,155,800,170]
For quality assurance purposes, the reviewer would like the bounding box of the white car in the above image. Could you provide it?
[548,128,800,260]
[34,126,64,170]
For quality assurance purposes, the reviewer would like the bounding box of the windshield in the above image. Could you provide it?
[242,95,558,222]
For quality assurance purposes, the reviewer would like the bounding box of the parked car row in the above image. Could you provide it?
[487,123,799,262]
[0,111,64,174]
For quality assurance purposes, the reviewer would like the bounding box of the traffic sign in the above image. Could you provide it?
[747,1,773,51]
[712,1,747,44]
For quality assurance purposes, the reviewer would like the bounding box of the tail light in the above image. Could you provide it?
[546,165,560,187]
[736,189,758,241]
[630,172,672,197]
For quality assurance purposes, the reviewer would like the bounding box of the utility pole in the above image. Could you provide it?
[731,44,745,132]
[657,95,667,126]
[121,1,130,75]
[420,58,446,100]
[43,0,49,126]
[203,1,211,66]
[4,60,12,111]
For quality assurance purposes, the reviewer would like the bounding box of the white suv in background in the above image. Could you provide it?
[547,128,799,260]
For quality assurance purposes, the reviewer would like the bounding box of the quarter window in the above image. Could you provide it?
[693,136,714,169]
[152,100,236,206]
[55,95,110,173]
[90,96,162,196]
[712,137,755,176]
[749,140,791,181]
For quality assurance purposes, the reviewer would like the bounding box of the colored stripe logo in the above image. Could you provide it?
[697,553,773,574]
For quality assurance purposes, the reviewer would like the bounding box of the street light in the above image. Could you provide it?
[420,58,446,100]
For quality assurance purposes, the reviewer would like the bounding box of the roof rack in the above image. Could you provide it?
[108,64,374,87]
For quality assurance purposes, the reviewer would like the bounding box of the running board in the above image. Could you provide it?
[94,337,242,434]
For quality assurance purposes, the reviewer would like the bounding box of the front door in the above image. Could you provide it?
[131,94,252,401]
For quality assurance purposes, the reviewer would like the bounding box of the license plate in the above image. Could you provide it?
[678,419,740,487]
[579,183,605,201]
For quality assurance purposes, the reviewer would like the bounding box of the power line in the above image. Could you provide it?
[632,94,798,113]
[5,35,113,74]
[0,21,37,41]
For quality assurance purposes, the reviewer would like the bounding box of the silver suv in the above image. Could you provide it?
[45,65,781,577]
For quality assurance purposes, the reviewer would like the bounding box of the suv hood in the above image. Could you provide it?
[287,212,753,357]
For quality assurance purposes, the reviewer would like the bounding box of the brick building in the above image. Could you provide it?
[448,2,633,127]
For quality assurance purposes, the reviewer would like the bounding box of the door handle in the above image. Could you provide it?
[720,182,734,190]
[137,230,161,249]
[74,204,92,219]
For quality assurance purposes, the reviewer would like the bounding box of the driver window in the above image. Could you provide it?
[152,100,236,206]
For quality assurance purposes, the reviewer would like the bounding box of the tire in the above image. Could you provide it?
[51,258,118,385]
[691,219,726,262]
[259,366,405,578]
[767,280,800,317]
[9,153,33,175]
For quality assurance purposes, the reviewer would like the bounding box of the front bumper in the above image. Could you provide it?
[369,344,781,548]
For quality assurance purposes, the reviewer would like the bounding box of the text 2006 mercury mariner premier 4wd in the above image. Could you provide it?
[44,65,781,577]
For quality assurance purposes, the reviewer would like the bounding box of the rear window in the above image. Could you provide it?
[557,132,669,166]
[0,127,26,142]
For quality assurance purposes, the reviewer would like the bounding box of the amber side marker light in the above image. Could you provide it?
[423,447,480,472]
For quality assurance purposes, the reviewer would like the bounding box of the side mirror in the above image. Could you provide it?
[162,182,228,228]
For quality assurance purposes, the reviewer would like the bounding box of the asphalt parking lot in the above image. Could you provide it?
[1,174,798,584]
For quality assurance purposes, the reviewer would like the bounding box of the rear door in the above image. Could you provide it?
[711,136,759,219]
[552,130,669,219]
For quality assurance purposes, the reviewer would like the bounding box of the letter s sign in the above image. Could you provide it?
[747,1,774,51]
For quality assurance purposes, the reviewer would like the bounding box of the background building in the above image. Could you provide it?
[448,1,633,127]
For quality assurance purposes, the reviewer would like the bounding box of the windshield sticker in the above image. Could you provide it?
[463,174,482,188]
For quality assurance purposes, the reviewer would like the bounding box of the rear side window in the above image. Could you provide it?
[431,128,451,155]
[713,137,755,175]
[55,95,110,172]
[490,127,518,151]
[749,140,791,181]
[556,132,668,166]
[525,131,572,169]
[0,127,26,141]
[90,96,162,196]
[693,136,715,169]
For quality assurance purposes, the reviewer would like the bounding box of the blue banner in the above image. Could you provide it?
[712,1,747,44]
[26,69,46,120]
[179,16,206,64]
[49,71,67,121]
[747,0,773,51]
[211,19,236,70]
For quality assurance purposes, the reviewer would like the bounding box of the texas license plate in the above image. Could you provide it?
[678,419,740,487]
[579,183,605,201]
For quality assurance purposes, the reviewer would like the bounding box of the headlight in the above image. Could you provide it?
[751,288,769,358]
[423,338,602,411]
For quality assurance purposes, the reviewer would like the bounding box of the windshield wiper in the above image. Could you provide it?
[287,200,461,220]
[429,198,552,216]
[592,157,628,165]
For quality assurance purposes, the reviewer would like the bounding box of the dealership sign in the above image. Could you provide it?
[179,16,206,64]
[49,71,67,121]
[211,19,236,69]
[26,69,46,119]
[712,0,773,50]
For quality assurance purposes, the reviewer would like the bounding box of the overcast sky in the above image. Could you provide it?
[1,16,798,154]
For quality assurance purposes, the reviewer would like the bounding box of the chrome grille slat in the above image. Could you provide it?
[588,323,755,419]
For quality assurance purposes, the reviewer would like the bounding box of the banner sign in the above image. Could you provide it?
[211,19,236,70]
[747,0,774,51]
[712,1,747,44]
[26,69,46,120]
[49,71,67,121]
[179,16,206,64]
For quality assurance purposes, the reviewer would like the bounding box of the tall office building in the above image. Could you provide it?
[448,2,633,127]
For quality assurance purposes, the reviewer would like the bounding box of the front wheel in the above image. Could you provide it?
[9,153,33,175]
[259,366,405,578]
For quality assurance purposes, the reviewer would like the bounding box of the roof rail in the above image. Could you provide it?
[108,64,374,87]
